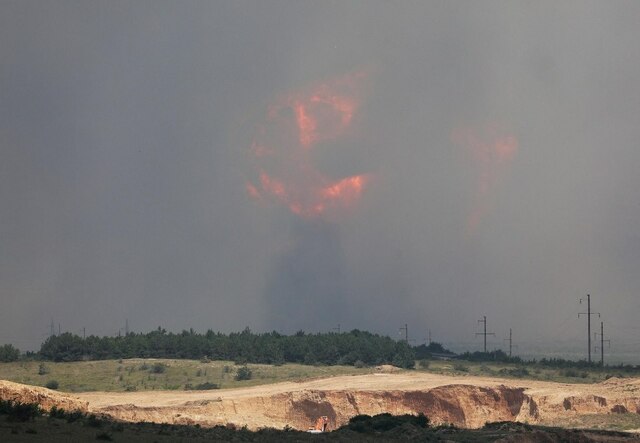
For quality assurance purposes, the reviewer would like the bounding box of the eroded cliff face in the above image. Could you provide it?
[95,385,538,430]
[283,385,535,429]
[4,376,640,432]
[95,383,640,431]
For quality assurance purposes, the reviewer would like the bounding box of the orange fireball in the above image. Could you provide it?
[247,71,370,218]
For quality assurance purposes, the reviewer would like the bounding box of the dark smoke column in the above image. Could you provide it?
[264,220,349,333]
[245,72,372,332]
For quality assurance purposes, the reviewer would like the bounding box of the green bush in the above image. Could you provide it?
[0,400,42,422]
[499,367,530,378]
[45,380,59,390]
[149,362,167,374]
[235,365,252,381]
[38,362,49,375]
[65,410,85,423]
[453,363,469,372]
[49,406,66,419]
[0,344,20,362]
[346,413,429,433]
[184,382,219,390]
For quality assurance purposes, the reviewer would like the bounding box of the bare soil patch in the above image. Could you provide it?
[4,372,640,433]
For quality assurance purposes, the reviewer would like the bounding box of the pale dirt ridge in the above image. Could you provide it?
[0,379,88,413]
[3,373,640,431]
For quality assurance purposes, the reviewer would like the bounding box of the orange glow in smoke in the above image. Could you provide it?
[452,123,518,234]
[321,175,367,201]
[247,71,370,218]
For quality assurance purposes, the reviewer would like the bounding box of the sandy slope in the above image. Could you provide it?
[3,373,640,431]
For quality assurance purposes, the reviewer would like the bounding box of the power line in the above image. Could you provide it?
[475,316,495,353]
[578,294,600,363]
[399,324,409,343]
[594,321,611,367]
[504,328,513,357]
[423,329,431,345]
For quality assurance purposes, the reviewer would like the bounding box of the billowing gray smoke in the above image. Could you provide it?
[264,220,349,332]
[1,1,640,362]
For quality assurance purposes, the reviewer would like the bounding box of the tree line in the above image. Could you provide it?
[36,328,416,368]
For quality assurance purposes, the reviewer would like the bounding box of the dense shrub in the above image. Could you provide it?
[149,362,167,374]
[0,344,20,362]
[346,413,429,433]
[45,380,59,390]
[184,382,219,390]
[235,365,252,381]
[499,367,530,377]
[0,400,42,422]
[453,363,469,372]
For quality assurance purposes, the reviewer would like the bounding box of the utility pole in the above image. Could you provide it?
[399,324,408,343]
[332,324,341,334]
[594,321,611,367]
[476,316,495,353]
[578,294,600,364]
[422,330,432,345]
[504,328,513,357]
[125,319,129,336]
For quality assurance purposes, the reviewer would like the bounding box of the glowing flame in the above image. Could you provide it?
[452,123,518,234]
[247,71,370,218]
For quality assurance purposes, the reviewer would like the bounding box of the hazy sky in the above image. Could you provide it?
[2,1,639,358]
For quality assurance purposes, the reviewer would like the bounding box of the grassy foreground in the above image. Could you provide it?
[1,410,638,442]
[0,359,372,392]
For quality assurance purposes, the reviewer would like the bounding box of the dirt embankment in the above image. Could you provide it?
[84,375,640,431]
[94,384,532,430]
[0,380,88,413]
[4,374,640,432]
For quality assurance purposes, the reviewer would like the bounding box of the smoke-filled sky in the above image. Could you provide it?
[2,1,640,358]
